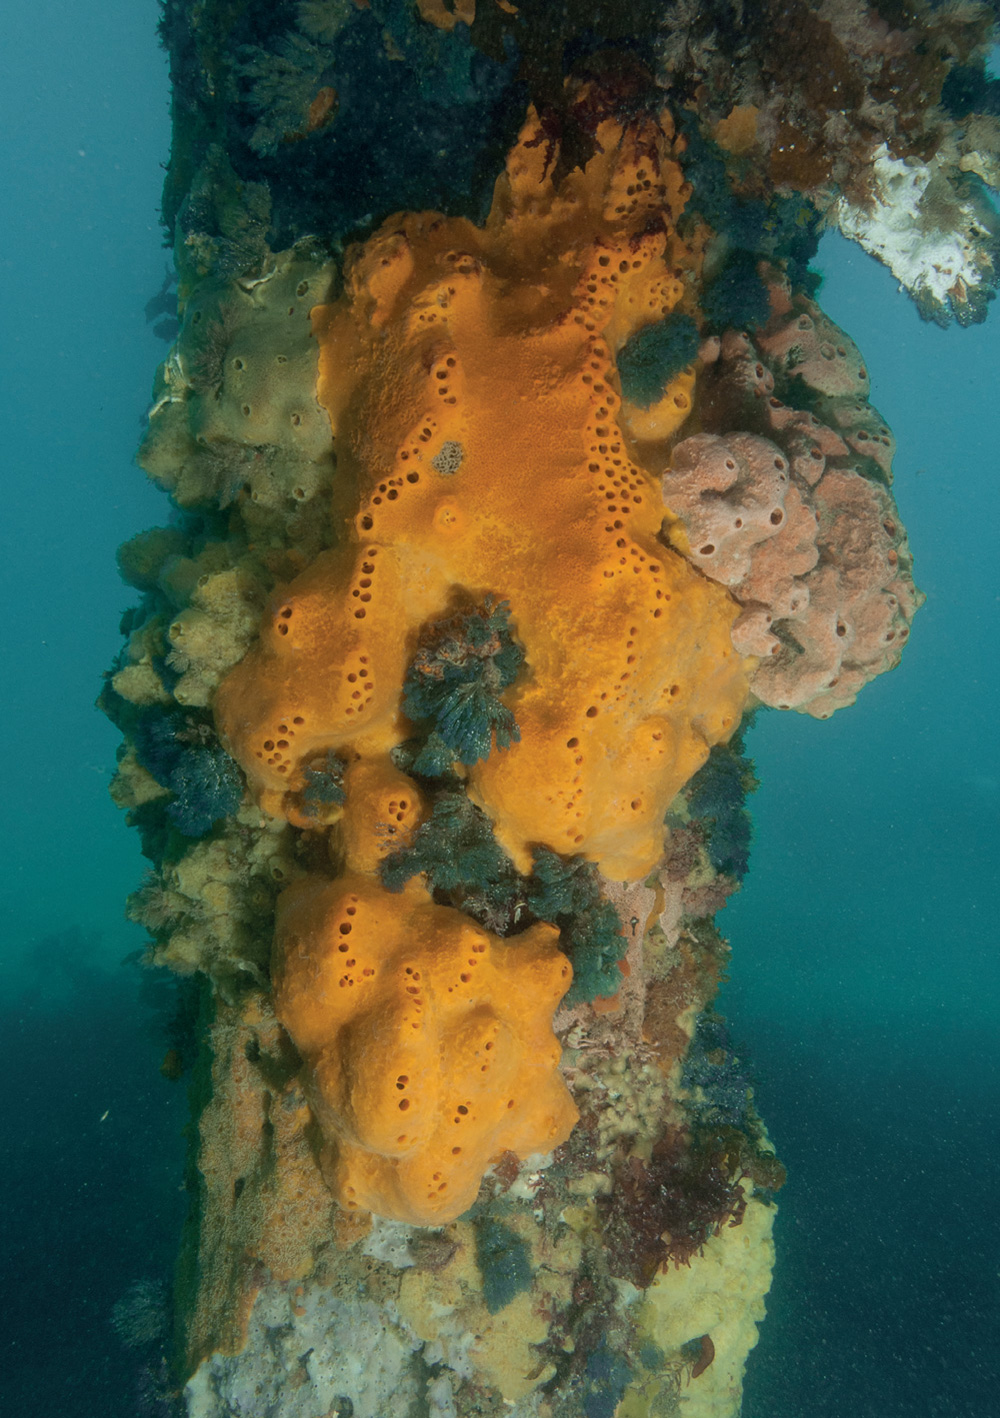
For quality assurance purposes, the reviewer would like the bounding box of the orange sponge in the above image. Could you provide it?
[274,872,578,1225]
[336,755,426,875]
[215,109,751,880]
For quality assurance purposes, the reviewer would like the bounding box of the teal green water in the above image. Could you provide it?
[1,4,997,1413]
[731,237,1000,1416]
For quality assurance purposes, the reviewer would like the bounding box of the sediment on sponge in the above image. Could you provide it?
[402,598,524,767]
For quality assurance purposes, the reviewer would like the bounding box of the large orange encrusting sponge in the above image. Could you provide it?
[274,872,578,1226]
[215,111,752,880]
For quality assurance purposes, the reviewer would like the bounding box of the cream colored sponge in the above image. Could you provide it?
[140,249,337,509]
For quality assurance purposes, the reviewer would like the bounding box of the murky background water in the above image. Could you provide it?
[2,5,997,1413]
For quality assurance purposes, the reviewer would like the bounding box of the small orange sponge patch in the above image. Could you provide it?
[274,873,578,1225]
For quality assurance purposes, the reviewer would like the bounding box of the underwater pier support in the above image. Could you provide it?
[105,2,999,1414]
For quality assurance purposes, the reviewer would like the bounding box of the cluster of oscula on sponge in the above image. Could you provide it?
[215,107,753,1226]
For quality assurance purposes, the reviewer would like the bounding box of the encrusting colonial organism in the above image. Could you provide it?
[104,2,996,1413]
[213,109,755,1225]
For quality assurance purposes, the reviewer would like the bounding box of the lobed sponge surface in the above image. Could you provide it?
[215,110,751,883]
[664,279,922,717]
[274,872,578,1225]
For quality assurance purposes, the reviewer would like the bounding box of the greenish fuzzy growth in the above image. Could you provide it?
[403,599,524,767]
[674,115,732,231]
[525,847,597,919]
[302,750,347,812]
[617,314,700,407]
[675,114,822,321]
[369,0,478,107]
[583,1341,632,1418]
[166,746,244,837]
[684,732,758,880]
[381,792,518,912]
[701,250,771,332]
[526,850,626,1006]
[942,62,1000,119]
[235,33,336,156]
[132,709,190,783]
[132,709,243,838]
[175,146,272,284]
[380,793,530,936]
[235,0,478,160]
[560,900,628,1006]
[681,1013,755,1131]
[759,193,823,295]
[382,805,624,1002]
[473,1217,533,1314]
[296,0,355,46]
[638,1339,666,1372]
[407,731,461,781]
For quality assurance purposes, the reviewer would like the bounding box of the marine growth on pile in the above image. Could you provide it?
[104,2,999,1413]
[211,111,758,1223]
